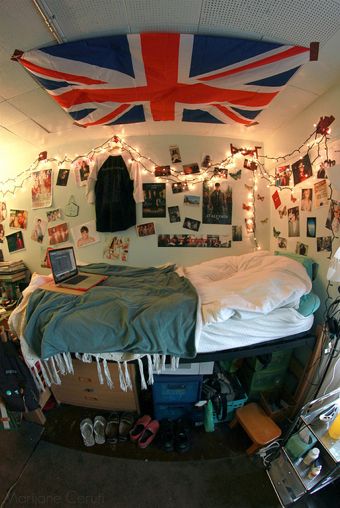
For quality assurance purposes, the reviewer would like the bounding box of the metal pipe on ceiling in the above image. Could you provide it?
[32,0,67,44]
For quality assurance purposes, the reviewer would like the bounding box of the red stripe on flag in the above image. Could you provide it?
[213,104,255,125]
[19,57,107,85]
[199,46,309,82]
[81,104,131,126]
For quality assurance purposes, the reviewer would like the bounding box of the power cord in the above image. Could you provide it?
[256,440,283,468]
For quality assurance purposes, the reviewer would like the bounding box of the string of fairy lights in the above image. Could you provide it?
[0,116,337,254]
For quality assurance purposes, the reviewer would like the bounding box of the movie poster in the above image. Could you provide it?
[31,169,52,209]
[202,180,232,224]
[142,183,166,218]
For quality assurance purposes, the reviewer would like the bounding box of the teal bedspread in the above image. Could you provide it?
[24,264,199,360]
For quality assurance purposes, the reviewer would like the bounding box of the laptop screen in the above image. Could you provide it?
[48,247,78,284]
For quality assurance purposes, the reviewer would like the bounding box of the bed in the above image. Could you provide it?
[9,251,318,390]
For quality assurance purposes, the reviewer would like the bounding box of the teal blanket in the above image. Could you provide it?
[24,264,199,360]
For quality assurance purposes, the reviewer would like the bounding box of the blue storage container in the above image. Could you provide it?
[153,402,203,423]
[152,375,203,404]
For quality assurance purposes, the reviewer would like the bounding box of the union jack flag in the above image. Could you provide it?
[13,33,310,127]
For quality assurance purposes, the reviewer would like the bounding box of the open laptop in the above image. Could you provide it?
[48,246,108,291]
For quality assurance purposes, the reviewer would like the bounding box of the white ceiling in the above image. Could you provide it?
[1,0,340,150]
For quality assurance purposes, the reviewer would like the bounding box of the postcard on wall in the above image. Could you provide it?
[154,165,171,177]
[317,236,331,252]
[0,202,7,222]
[31,218,47,244]
[183,217,201,232]
[56,168,70,186]
[183,195,200,206]
[31,169,52,209]
[325,199,340,234]
[104,236,130,262]
[201,155,211,168]
[202,180,232,225]
[47,222,69,245]
[213,167,228,179]
[9,209,28,229]
[307,217,316,238]
[142,183,166,218]
[296,242,309,256]
[168,206,181,223]
[313,179,328,208]
[169,145,182,164]
[136,222,155,237]
[172,182,189,194]
[72,220,100,248]
[0,224,4,243]
[6,231,25,253]
[73,158,91,186]
[183,163,200,175]
[46,208,63,222]
[291,154,313,186]
[275,165,291,186]
[271,190,281,210]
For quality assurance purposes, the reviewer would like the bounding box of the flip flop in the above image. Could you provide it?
[118,412,136,442]
[129,414,152,442]
[80,418,95,447]
[138,420,160,449]
[93,415,107,445]
[105,412,120,444]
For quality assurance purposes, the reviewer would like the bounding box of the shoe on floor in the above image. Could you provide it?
[138,419,160,449]
[158,419,175,452]
[129,414,152,442]
[174,418,191,453]
[93,415,107,445]
[118,412,136,442]
[80,418,95,447]
[105,412,120,444]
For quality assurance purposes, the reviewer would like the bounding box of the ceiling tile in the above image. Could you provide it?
[7,118,49,146]
[0,101,28,127]
[0,62,39,99]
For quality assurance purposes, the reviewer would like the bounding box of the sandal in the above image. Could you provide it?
[138,420,160,449]
[105,412,120,444]
[118,412,136,442]
[129,415,152,442]
[80,418,95,447]
[93,415,107,445]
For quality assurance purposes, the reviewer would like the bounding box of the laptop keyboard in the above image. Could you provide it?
[66,274,88,285]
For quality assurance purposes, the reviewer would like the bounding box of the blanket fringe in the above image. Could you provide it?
[137,358,147,390]
[117,361,127,392]
[103,359,114,390]
[147,355,154,385]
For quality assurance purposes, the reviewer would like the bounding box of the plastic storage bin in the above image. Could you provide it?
[152,375,203,404]
[212,377,248,423]
[245,350,292,372]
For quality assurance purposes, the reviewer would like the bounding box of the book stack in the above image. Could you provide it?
[0,260,27,282]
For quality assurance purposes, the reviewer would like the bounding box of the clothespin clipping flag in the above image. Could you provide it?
[12,34,317,128]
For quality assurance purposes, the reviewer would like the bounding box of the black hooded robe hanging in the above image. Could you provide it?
[86,151,143,232]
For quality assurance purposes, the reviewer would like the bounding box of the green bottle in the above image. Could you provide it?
[204,400,215,432]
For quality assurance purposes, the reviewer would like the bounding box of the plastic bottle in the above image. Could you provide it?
[328,413,340,440]
[303,447,320,466]
[307,463,322,480]
[204,400,215,432]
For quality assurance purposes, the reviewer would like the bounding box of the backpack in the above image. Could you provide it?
[0,337,40,412]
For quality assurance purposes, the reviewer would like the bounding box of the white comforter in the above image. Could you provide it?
[182,251,312,325]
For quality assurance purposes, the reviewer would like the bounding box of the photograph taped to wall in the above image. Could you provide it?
[183,162,200,175]
[168,205,181,223]
[296,242,309,256]
[277,237,287,249]
[104,236,130,262]
[272,190,281,210]
[275,165,291,186]
[288,206,300,237]
[31,169,52,209]
[143,183,166,218]
[213,167,228,178]
[56,168,70,186]
[72,220,100,248]
[157,234,231,248]
[292,154,313,186]
[0,224,4,243]
[0,202,7,222]
[48,222,69,245]
[201,155,211,168]
[136,222,155,237]
[9,209,27,229]
[169,145,182,163]
[46,208,63,222]
[31,218,47,244]
[73,158,91,186]
[154,165,171,177]
[243,159,257,171]
[307,217,316,238]
[172,182,189,194]
[313,179,328,208]
[6,231,25,253]
[183,195,200,206]
[202,180,232,225]
[232,225,242,241]
[325,199,340,234]
[317,236,332,252]
[183,217,201,232]
[300,188,313,211]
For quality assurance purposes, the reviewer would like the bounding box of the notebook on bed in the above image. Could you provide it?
[48,246,107,292]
